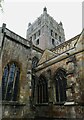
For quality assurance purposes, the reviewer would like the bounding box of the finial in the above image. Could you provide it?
[43,7,47,13]
[2,23,6,33]
[59,21,63,26]
[28,22,31,27]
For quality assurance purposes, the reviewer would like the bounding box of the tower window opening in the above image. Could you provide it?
[34,33,36,40]
[59,36,61,42]
[30,37,32,41]
[36,39,39,45]
[52,39,55,45]
[38,30,40,36]
[51,30,53,36]
[55,33,57,39]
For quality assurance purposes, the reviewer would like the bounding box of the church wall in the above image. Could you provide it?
[0,28,33,118]
[0,20,83,119]
[2,38,30,102]
[35,50,84,118]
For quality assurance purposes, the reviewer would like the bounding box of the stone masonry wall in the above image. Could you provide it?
[0,27,32,118]
[34,30,84,118]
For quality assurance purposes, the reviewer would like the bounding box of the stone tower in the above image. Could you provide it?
[26,7,65,50]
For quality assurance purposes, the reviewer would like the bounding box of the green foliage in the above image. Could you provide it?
[0,0,3,11]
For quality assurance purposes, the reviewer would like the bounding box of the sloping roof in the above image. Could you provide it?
[1,24,44,54]
[33,45,44,53]
[35,30,84,72]
[51,34,80,52]
[38,49,57,65]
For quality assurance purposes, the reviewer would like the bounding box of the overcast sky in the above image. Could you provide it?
[0,0,82,40]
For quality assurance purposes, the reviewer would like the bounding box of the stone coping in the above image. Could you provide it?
[1,101,26,106]
[34,102,84,106]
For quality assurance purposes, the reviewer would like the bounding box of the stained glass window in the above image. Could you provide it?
[2,63,20,101]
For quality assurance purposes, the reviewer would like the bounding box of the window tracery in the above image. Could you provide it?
[2,63,20,101]
[55,68,67,102]
[32,57,39,69]
[37,75,48,104]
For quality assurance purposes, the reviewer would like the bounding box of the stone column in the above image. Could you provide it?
[46,70,54,104]
[23,39,34,118]
[27,39,33,105]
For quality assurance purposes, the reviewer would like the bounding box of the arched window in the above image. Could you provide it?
[55,68,67,102]
[37,75,48,104]
[2,63,20,101]
[2,65,9,100]
[32,56,39,69]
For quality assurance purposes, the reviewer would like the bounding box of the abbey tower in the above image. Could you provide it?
[27,7,65,50]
